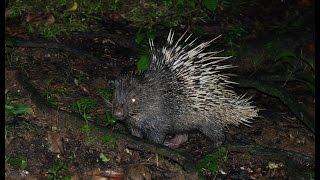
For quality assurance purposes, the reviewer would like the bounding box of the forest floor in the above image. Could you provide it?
[5,0,314,179]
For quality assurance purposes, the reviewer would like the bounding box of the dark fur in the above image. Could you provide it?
[112,70,225,147]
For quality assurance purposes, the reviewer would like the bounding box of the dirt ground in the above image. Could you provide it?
[5,0,315,179]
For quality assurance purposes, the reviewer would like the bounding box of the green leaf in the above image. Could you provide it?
[146,29,157,40]
[135,32,146,45]
[102,134,117,147]
[301,57,315,70]
[296,74,315,95]
[21,160,27,170]
[5,37,14,47]
[99,153,110,163]
[203,0,219,13]
[273,51,296,62]
[12,104,32,115]
[104,111,117,126]
[7,157,21,167]
[63,176,71,180]
[71,97,97,115]
[97,88,113,101]
[81,124,91,134]
[135,29,157,45]
[196,147,227,173]
[48,162,67,177]
[137,53,150,73]
[5,103,32,115]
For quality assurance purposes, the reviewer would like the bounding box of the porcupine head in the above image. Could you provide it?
[112,30,259,148]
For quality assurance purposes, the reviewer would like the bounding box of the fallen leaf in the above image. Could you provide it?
[126,164,151,180]
[47,131,64,154]
[88,167,124,179]
[25,14,56,25]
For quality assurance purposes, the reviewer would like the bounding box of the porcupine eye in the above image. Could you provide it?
[130,95,139,103]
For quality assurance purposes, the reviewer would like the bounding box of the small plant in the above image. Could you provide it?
[196,147,228,175]
[121,0,221,28]
[97,88,113,102]
[97,88,117,126]
[102,134,117,147]
[275,51,314,93]
[135,29,157,73]
[80,124,91,135]
[57,87,66,94]
[71,97,97,135]
[71,97,97,120]
[203,0,221,13]
[104,111,117,127]
[41,80,58,107]
[265,43,315,94]
[108,0,123,11]
[5,37,14,47]
[6,156,28,171]
[6,0,94,39]
[135,29,157,45]
[35,21,87,40]
[41,90,58,107]
[5,98,32,116]
[137,52,150,74]
[47,161,70,180]
[304,171,315,180]
[224,25,246,57]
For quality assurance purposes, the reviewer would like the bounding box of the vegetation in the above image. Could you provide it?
[6,0,222,39]
[196,147,228,175]
[71,97,97,135]
[102,134,118,147]
[99,153,110,164]
[97,88,113,102]
[5,89,32,116]
[47,162,70,180]
[5,0,314,178]
[134,29,157,73]
[266,42,315,94]
[6,156,28,171]
[5,99,32,116]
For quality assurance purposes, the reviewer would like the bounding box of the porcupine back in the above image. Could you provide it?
[112,30,259,146]
[148,30,258,126]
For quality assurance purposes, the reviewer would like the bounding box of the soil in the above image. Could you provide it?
[5,0,315,179]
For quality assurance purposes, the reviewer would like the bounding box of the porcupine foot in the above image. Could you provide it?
[164,134,189,148]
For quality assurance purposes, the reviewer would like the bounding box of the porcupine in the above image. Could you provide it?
[112,30,259,148]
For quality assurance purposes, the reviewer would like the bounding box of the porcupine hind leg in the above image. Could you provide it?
[199,124,225,148]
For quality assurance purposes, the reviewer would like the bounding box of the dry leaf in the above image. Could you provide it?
[47,131,64,154]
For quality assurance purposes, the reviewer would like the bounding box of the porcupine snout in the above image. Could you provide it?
[113,104,126,120]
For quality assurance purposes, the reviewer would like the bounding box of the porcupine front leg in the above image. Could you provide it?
[128,127,143,138]
[125,119,143,138]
